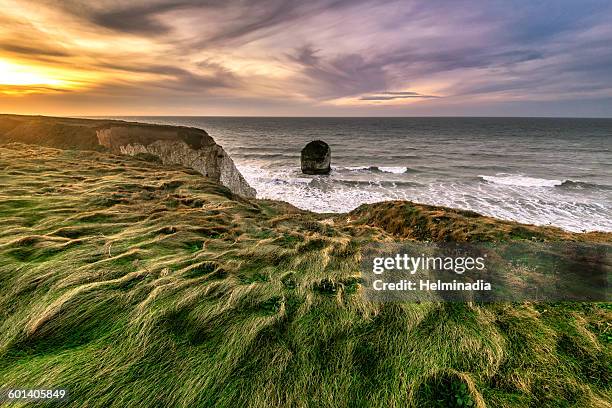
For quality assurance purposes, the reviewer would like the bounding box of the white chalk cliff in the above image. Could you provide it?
[0,115,255,198]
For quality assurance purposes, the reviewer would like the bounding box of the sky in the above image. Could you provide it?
[0,0,611,117]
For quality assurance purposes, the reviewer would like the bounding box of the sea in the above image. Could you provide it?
[104,117,611,232]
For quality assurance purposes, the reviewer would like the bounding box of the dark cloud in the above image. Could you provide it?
[360,91,438,101]
[195,0,371,46]
[0,14,75,60]
[380,91,421,96]
[96,61,240,92]
[0,85,71,93]
[158,64,239,92]
[49,0,369,42]
[91,4,174,34]
[0,44,71,57]
[289,45,388,99]
[89,1,227,35]
[288,44,550,100]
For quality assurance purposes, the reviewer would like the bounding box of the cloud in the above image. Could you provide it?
[96,61,240,92]
[288,45,388,99]
[359,91,439,101]
[90,3,178,34]
[0,85,72,95]
[0,44,71,58]
[44,0,368,43]
[1,0,612,115]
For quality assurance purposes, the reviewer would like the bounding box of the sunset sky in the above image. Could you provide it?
[1,0,611,116]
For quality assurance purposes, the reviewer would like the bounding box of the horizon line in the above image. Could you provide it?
[2,113,612,120]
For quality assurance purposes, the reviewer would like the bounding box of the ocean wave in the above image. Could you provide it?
[234,153,298,159]
[335,179,424,188]
[379,166,410,174]
[557,180,612,191]
[337,166,414,174]
[480,174,563,187]
[480,174,612,191]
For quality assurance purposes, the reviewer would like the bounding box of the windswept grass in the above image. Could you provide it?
[0,143,610,407]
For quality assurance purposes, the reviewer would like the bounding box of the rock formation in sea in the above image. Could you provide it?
[0,114,255,198]
[301,140,331,175]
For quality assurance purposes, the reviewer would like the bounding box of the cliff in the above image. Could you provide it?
[0,114,255,198]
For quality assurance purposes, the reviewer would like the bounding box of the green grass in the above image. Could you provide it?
[0,143,610,407]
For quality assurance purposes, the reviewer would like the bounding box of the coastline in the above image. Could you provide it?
[0,115,610,406]
[99,115,612,233]
[2,113,609,234]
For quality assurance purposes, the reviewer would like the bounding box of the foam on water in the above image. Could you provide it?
[337,166,409,173]
[378,166,409,174]
[480,174,563,187]
[238,164,612,232]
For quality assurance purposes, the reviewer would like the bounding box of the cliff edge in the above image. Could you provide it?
[0,114,255,198]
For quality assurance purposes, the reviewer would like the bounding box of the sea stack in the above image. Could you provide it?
[301,140,331,175]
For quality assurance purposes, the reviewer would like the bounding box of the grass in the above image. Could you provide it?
[0,143,610,407]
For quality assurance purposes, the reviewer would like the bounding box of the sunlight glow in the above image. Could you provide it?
[0,60,66,87]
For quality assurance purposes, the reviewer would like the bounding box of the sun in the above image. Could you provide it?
[0,58,98,95]
[0,59,67,86]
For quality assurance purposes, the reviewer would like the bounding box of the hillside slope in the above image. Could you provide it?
[0,143,610,407]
